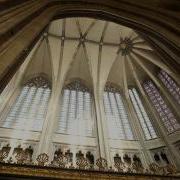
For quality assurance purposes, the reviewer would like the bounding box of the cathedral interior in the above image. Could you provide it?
[0,0,180,179]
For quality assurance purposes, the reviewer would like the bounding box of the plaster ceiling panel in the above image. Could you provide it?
[103,22,121,44]
[66,45,93,89]
[60,40,80,82]
[24,39,52,81]
[130,52,158,82]
[132,50,158,74]
[25,40,46,76]
[124,58,136,87]
[46,18,169,92]
[128,56,147,83]
[107,53,124,87]
[78,18,96,35]
[65,18,80,38]
[118,24,133,37]
[48,19,63,36]
[133,48,179,81]
[129,31,139,40]
[48,36,61,79]
[85,42,99,88]
[99,45,119,92]
[86,20,105,42]
[42,39,53,80]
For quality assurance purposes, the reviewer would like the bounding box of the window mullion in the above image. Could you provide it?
[131,89,152,139]
[114,93,125,139]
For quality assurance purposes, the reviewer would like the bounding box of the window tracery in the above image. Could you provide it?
[64,80,90,92]
[129,88,157,140]
[158,70,180,105]
[56,80,94,137]
[24,76,51,89]
[0,76,51,131]
[143,80,180,133]
[103,84,134,140]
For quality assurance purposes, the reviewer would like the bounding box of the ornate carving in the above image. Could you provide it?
[7,157,13,164]
[13,145,33,165]
[123,154,132,173]
[15,151,28,164]
[86,152,94,169]
[65,150,73,163]
[118,37,133,56]
[149,163,161,174]
[96,158,108,171]
[131,155,144,173]
[25,76,51,89]
[36,153,49,166]
[76,157,89,169]
[0,162,177,179]
[108,166,114,172]
[64,80,90,93]
[0,150,8,163]
[53,154,68,168]
[131,161,144,173]
[104,83,121,93]
[114,160,125,172]
[13,145,23,156]
[54,149,63,157]
[69,162,75,169]
[123,154,131,165]
[165,164,177,175]
[0,144,11,163]
[0,146,178,177]
[24,146,33,164]
[114,154,125,172]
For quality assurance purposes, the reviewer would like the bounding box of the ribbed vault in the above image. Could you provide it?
[45,17,179,95]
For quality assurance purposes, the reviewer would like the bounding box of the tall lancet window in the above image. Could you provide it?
[129,88,157,140]
[103,84,134,140]
[56,80,95,137]
[144,80,180,134]
[158,70,180,105]
[0,76,51,132]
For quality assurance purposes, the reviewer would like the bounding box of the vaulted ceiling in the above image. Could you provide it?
[25,17,179,94]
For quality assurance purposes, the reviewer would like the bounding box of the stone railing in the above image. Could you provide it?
[0,147,177,176]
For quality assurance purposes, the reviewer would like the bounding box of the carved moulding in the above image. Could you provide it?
[76,156,89,170]
[36,153,49,166]
[0,163,179,180]
[96,157,108,171]
[51,154,68,168]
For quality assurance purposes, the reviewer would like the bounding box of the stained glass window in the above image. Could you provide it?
[158,70,180,105]
[56,80,94,137]
[103,84,134,140]
[0,76,51,131]
[144,80,180,134]
[129,88,157,140]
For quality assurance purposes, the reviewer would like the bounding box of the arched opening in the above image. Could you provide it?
[0,3,180,177]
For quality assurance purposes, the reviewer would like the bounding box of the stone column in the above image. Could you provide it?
[94,89,112,167]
